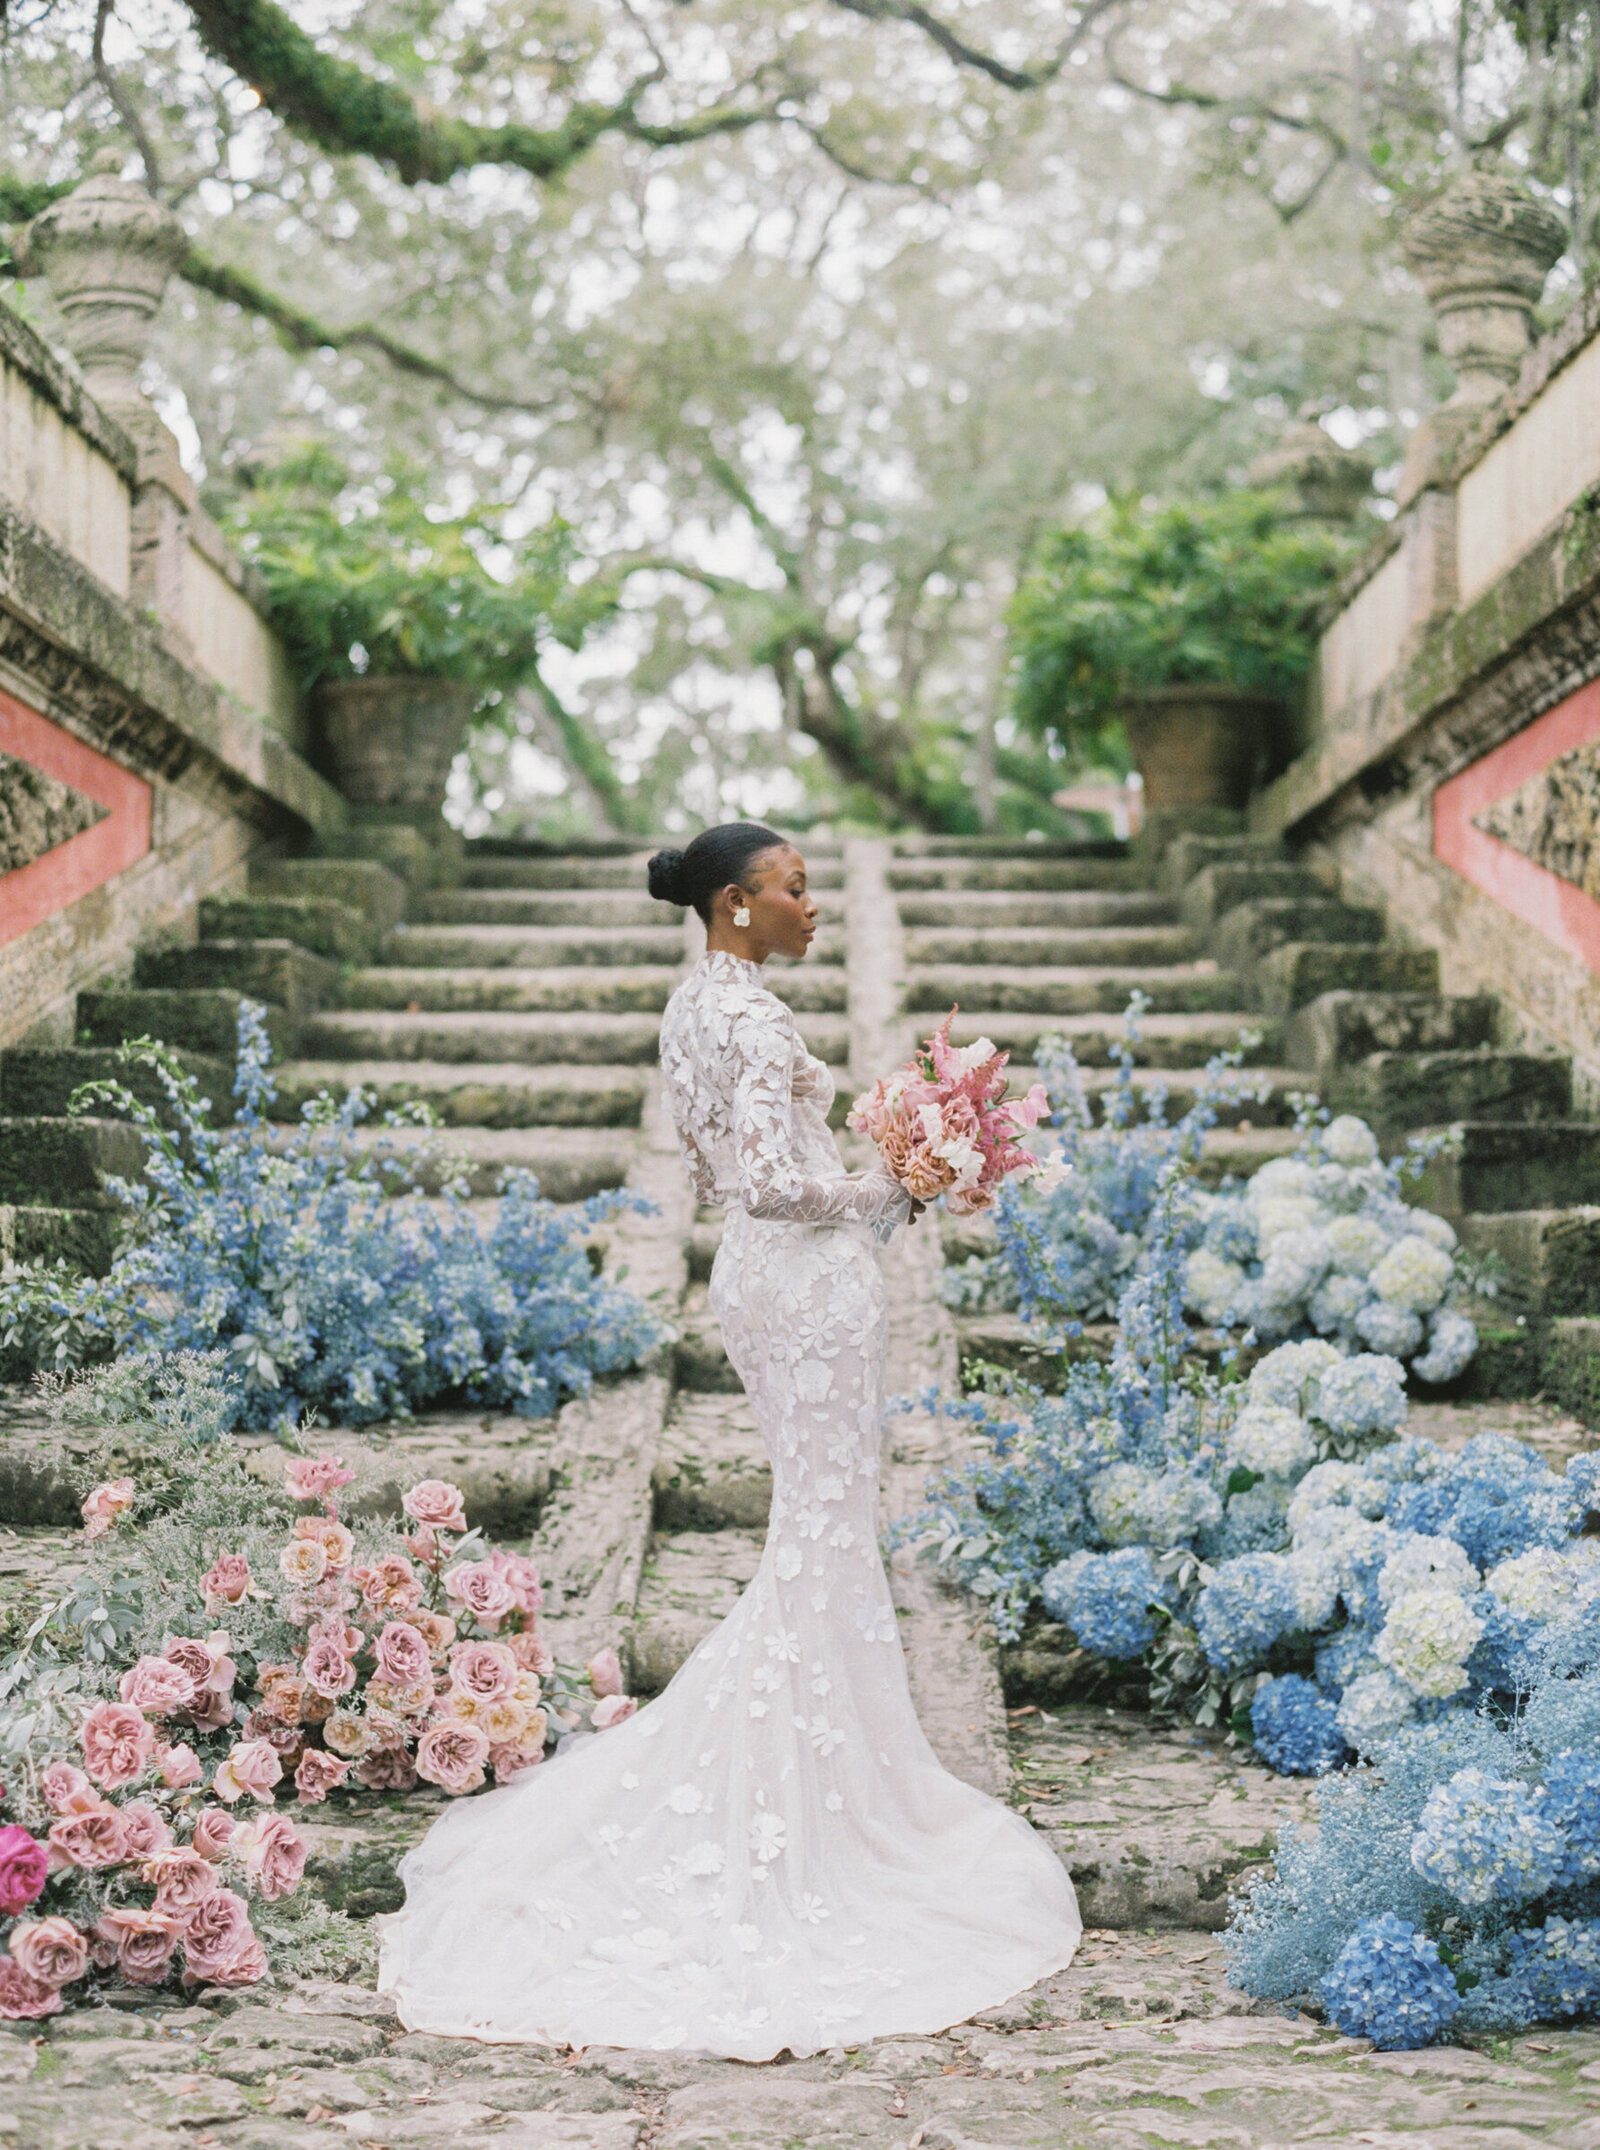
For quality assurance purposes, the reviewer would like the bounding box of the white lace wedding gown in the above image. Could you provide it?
[377,949,1081,2057]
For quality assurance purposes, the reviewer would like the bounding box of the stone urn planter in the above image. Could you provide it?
[1116,685,1281,815]
[313,676,481,822]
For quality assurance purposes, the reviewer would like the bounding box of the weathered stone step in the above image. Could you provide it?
[457,852,844,890]
[135,938,338,1022]
[418,889,846,930]
[199,890,374,962]
[269,1059,649,1127]
[1461,1206,1600,1314]
[651,1394,773,1531]
[77,987,294,1062]
[0,1203,119,1274]
[253,855,407,937]
[901,962,1243,1017]
[0,1044,235,1124]
[1010,1701,1311,1930]
[338,1124,637,1200]
[1285,988,1500,1073]
[0,1115,148,1210]
[383,922,685,968]
[630,1526,766,1694]
[1157,829,1283,892]
[299,1008,666,1065]
[1211,898,1383,968]
[1258,939,1440,1017]
[341,965,681,1015]
[929,1009,1280,1069]
[1332,1049,1572,1131]
[673,1283,740,1391]
[899,890,1176,929]
[904,926,1202,971]
[1179,858,1326,932]
[890,857,1138,892]
[1415,1120,1600,1215]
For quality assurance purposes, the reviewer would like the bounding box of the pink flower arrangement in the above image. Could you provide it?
[80,1477,134,1540]
[0,1827,48,1917]
[848,1006,1054,1217]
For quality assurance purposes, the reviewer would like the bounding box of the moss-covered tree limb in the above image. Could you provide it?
[519,667,641,836]
[828,0,1126,92]
[181,0,786,185]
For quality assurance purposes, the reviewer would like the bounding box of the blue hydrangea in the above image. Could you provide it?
[1251,1673,1350,1777]
[1316,1354,1408,1442]
[1387,1435,1582,1570]
[1320,1915,1463,2049]
[1497,1917,1600,2021]
[1567,1452,1600,1516]
[1409,1769,1563,1906]
[1535,1752,1600,1889]
[1194,1554,1299,1672]
[1314,1624,1381,1698]
[1040,1546,1168,1659]
[1412,1308,1479,1386]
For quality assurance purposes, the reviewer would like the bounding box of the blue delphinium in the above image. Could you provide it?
[1409,1769,1564,1907]
[1041,1547,1168,1659]
[1251,1673,1349,1776]
[1319,1915,1463,2048]
[1194,1554,1299,1673]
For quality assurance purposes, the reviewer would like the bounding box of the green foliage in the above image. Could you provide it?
[1006,491,1352,749]
[224,449,615,690]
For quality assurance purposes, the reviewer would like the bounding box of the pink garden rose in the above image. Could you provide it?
[210,1739,283,1806]
[585,1647,624,1698]
[143,1847,217,1918]
[374,1621,433,1690]
[293,1749,350,1804]
[489,1742,545,1784]
[354,1744,418,1793]
[401,1479,467,1533]
[0,1826,48,1917]
[200,1553,253,1612]
[40,1762,94,1814]
[415,1719,491,1795]
[117,1801,174,1860]
[509,1628,555,1677]
[447,1640,517,1704]
[233,1812,307,1901]
[592,1694,638,1730]
[442,1561,517,1627]
[80,1476,134,1540]
[191,1808,236,1862]
[119,1654,198,1716]
[181,1887,262,1984]
[301,1628,357,1702]
[46,1805,126,1871]
[284,1454,356,1504]
[159,1743,203,1789]
[0,1957,64,2019]
[357,1555,423,1614]
[487,1550,543,1616]
[81,1700,156,1790]
[97,1906,180,1987]
[278,1537,329,1588]
[10,1916,89,1989]
[294,1515,355,1569]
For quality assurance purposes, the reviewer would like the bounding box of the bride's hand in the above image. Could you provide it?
[907,1197,927,1222]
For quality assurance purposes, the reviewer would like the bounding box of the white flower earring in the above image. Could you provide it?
[732,906,751,928]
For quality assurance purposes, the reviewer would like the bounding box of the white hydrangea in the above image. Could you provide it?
[1227,1404,1316,1480]
[1376,1587,1485,1699]
[1316,1354,1408,1440]
[1259,1229,1330,1309]
[1324,1214,1392,1276]
[1252,1194,1323,1243]
[1378,1534,1481,1609]
[1287,1460,1371,1535]
[1322,1115,1380,1168]
[1371,1234,1453,1314]
[1412,1309,1478,1386]
[1248,1157,1319,1206]
[1131,1469,1222,1548]
[1283,1544,1343,1629]
[1408,1209,1457,1253]
[1354,1301,1425,1358]
[1087,1463,1152,1547]
[1185,1248,1246,1328]
[1309,1274,1367,1333]
[1337,1669,1418,1754]
[1485,1547,1570,1622]
[1248,1339,1344,1415]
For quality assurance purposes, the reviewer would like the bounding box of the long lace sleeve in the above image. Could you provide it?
[731,1002,911,1240]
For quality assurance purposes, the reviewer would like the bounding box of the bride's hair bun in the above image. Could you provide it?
[647,848,690,906]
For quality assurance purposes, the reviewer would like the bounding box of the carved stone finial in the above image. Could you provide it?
[1400,169,1567,405]
[25,163,187,405]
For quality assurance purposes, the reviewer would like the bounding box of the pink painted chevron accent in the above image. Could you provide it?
[0,687,151,948]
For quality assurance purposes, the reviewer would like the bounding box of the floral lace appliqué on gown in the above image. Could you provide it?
[376,950,1081,2058]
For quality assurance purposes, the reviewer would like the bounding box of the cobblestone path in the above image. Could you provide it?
[3,834,1599,2144]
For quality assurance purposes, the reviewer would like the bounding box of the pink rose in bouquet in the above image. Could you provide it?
[442,1561,517,1628]
[0,1825,48,1915]
[40,1764,94,1815]
[847,1006,1053,1219]
[80,1477,134,1540]
[200,1553,253,1612]
[210,1739,283,1806]
[158,1744,203,1789]
[487,1550,544,1615]
[357,1555,423,1614]
[232,1812,307,1901]
[374,1621,433,1690]
[117,1801,174,1860]
[47,1805,126,1871]
[585,1647,624,1699]
[293,1749,350,1804]
[284,1454,356,1505]
[191,1808,237,1862]
[10,1917,89,1989]
[415,1720,491,1794]
[0,1956,64,2018]
[119,1655,198,1716]
[97,1907,181,1987]
[401,1479,468,1533]
[592,1694,638,1730]
[80,1702,155,1791]
[143,1847,218,1916]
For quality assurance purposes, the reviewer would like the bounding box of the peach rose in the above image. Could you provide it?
[447,1640,517,1704]
[119,1654,198,1716]
[117,1801,173,1860]
[210,1739,282,1806]
[415,1719,491,1795]
[80,1700,155,1790]
[41,1763,94,1814]
[373,1621,432,1690]
[320,1709,372,1759]
[410,1610,457,1663]
[902,1143,957,1202]
[278,1537,329,1589]
[354,1745,418,1793]
[293,1749,350,1805]
[284,1455,355,1504]
[585,1647,623,1698]
[442,1562,516,1627]
[143,1847,218,1917]
[191,1809,236,1863]
[200,1553,253,1612]
[357,1555,423,1614]
[81,1476,134,1540]
[47,1805,126,1870]
[158,1744,203,1789]
[401,1479,467,1533]
[10,1916,89,1989]
[294,1515,354,1569]
[96,1906,180,1987]
[231,1812,307,1901]
[0,1957,63,2018]
[509,1628,554,1677]
[592,1694,638,1730]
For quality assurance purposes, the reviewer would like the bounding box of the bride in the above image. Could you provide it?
[377,821,1081,2058]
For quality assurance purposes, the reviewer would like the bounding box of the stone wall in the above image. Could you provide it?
[0,270,336,1050]
[1255,192,1600,1106]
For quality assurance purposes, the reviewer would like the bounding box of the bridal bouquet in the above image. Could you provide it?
[847,1008,1056,1217]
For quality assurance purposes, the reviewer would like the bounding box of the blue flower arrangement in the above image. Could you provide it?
[0,1007,667,1430]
